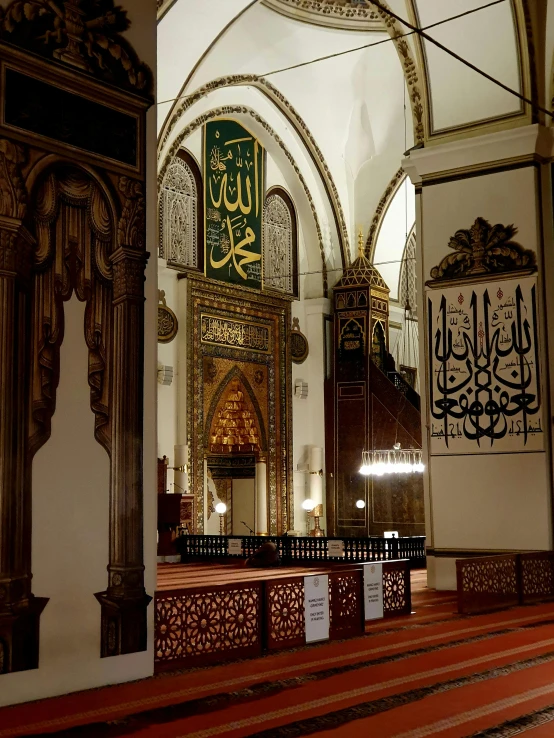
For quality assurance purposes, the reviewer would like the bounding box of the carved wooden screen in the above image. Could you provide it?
[263,187,297,297]
[159,150,203,270]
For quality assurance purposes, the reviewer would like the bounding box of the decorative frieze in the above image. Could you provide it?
[201,314,271,354]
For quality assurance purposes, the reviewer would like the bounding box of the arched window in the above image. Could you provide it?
[159,150,203,270]
[263,187,297,296]
[399,228,417,318]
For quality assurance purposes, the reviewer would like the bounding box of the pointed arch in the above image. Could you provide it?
[204,365,268,454]
[263,185,298,297]
[159,148,204,272]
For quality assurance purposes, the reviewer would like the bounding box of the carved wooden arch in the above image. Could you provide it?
[159,148,204,272]
[0,143,150,673]
[204,366,268,455]
[264,185,298,298]
[0,0,153,678]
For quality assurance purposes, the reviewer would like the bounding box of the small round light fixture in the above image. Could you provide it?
[302,499,316,512]
[215,502,227,514]
[355,499,366,509]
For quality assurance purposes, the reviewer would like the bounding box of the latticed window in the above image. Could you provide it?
[159,153,200,269]
[399,230,417,317]
[263,189,297,296]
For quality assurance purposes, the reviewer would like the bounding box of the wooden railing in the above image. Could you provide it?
[155,560,411,672]
[176,534,426,568]
[457,552,554,614]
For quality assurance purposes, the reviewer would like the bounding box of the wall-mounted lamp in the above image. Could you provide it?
[215,502,227,535]
[356,499,366,509]
[166,463,188,493]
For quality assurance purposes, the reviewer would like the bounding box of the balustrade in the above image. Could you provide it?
[176,534,426,567]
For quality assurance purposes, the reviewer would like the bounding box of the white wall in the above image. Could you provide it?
[291,297,330,532]
[157,260,179,472]
[233,478,256,536]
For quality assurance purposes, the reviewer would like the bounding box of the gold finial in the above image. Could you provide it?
[357,229,365,259]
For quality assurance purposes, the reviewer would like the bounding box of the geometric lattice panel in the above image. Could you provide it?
[520,553,554,603]
[457,554,520,614]
[383,564,411,617]
[329,571,362,639]
[155,584,261,669]
[265,579,304,650]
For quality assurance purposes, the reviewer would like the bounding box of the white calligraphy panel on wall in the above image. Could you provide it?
[427,277,542,454]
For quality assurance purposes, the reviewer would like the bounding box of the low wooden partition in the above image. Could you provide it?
[155,560,411,672]
[176,534,426,568]
[456,551,554,614]
[520,552,554,604]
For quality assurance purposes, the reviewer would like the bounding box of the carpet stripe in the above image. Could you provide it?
[465,703,554,737]
[241,653,554,738]
[173,634,554,737]
[377,684,554,738]
[2,611,554,737]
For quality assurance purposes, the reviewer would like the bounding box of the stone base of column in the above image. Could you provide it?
[95,591,152,658]
[0,596,49,674]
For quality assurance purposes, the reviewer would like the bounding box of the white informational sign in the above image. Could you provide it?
[227,538,242,555]
[427,277,543,455]
[363,563,383,621]
[304,575,330,643]
[384,531,398,539]
[327,539,345,557]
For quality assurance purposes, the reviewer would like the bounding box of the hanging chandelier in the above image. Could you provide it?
[360,443,424,476]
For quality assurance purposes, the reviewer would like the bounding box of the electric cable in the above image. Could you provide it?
[157,1,521,110]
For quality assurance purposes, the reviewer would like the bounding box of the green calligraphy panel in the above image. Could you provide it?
[204,119,264,289]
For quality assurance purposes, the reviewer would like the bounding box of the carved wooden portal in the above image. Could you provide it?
[0,6,152,670]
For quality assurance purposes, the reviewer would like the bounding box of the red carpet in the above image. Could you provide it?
[2,570,554,737]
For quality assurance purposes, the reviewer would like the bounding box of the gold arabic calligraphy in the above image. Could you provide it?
[207,130,261,282]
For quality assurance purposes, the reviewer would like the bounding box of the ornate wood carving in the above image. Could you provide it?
[429,218,536,284]
[95,241,151,658]
[0,0,151,669]
[265,579,304,650]
[0,137,51,674]
[27,167,114,459]
[0,0,152,94]
[155,583,262,670]
[457,554,520,615]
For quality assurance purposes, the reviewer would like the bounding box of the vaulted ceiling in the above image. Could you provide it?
[158,0,551,296]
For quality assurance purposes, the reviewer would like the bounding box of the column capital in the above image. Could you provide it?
[110,246,149,302]
[403,124,554,186]
[0,216,35,279]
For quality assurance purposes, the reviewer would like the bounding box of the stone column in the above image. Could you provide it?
[403,124,554,589]
[0,216,48,673]
[95,246,151,657]
[255,459,268,535]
